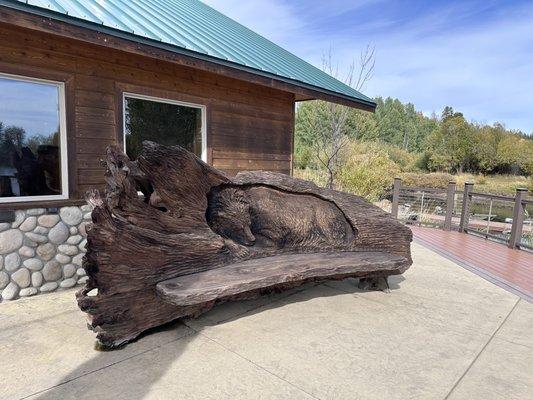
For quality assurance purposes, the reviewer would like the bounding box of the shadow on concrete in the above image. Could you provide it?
[186,276,405,333]
[27,276,403,399]
[28,320,196,400]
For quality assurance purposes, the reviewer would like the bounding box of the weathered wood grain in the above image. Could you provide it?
[157,251,408,307]
[77,142,412,348]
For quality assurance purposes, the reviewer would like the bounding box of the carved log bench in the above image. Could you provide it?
[157,252,407,306]
[77,142,412,348]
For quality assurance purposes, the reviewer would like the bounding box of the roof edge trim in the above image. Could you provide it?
[0,0,376,111]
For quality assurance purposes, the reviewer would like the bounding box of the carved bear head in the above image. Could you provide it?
[206,187,256,246]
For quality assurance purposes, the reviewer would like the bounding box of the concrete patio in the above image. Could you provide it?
[1,243,531,400]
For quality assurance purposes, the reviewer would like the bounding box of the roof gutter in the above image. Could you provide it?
[0,0,376,111]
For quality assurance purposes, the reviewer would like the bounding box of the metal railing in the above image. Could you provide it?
[391,177,531,251]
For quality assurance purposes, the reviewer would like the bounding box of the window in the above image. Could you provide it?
[123,93,206,161]
[0,73,68,203]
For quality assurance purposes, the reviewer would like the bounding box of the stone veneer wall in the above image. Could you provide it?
[0,205,92,301]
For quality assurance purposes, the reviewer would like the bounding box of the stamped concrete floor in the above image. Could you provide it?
[1,243,532,400]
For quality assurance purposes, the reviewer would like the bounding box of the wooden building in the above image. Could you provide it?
[0,0,375,210]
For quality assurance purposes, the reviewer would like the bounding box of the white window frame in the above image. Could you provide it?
[122,92,207,162]
[0,72,69,204]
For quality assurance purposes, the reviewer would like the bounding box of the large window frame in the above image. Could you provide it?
[0,72,69,204]
[122,92,207,162]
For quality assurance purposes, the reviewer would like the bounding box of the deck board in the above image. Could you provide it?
[411,226,532,301]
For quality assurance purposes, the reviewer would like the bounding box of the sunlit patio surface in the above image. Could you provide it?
[1,242,531,400]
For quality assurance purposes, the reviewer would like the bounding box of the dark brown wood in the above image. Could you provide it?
[75,90,115,109]
[157,252,408,307]
[77,142,412,348]
[0,22,295,204]
[212,150,292,161]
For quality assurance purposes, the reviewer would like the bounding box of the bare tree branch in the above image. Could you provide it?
[311,44,376,189]
[354,44,376,91]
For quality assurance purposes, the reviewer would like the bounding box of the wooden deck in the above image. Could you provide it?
[411,226,533,302]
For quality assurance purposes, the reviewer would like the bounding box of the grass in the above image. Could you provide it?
[293,168,329,188]
[295,168,532,208]
[399,172,530,196]
[453,174,530,196]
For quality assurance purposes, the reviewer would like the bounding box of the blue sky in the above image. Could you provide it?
[204,0,533,134]
[0,78,59,138]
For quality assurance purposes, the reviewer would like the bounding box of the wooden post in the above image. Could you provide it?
[459,182,474,233]
[508,188,528,249]
[419,190,425,227]
[444,181,456,231]
[391,177,401,219]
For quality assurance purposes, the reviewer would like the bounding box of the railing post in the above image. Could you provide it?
[444,181,456,231]
[508,188,528,249]
[391,177,401,219]
[459,182,474,233]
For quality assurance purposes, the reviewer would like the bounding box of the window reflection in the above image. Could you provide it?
[124,95,203,160]
[0,76,63,199]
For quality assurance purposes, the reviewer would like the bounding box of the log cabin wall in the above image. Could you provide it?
[0,23,294,206]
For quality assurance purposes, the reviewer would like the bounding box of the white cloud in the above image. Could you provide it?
[202,1,533,133]
[359,4,533,132]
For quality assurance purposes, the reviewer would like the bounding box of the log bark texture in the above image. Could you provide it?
[77,142,412,347]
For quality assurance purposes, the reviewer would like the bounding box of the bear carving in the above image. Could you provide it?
[206,185,356,250]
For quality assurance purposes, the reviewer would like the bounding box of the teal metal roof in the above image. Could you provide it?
[2,0,375,109]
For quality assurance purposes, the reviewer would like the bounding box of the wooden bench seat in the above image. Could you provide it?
[157,252,407,307]
[78,142,413,348]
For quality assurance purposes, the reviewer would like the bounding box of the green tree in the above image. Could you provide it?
[25,131,59,155]
[3,125,26,152]
[373,97,407,146]
[345,109,378,141]
[296,92,532,180]
[472,124,504,173]
[496,134,533,175]
[426,111,475,173]
[441,106,455,120]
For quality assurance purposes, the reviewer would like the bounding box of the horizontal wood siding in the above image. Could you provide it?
[0,24,294,205]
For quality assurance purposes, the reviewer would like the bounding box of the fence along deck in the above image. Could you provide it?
[391,178,532,251]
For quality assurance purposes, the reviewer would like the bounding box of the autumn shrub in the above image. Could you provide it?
[338,142,400,201]
[293,167,329,187]
[381,143,418,172]
[400,172,454,189]
[456,174,530,195]
[413,152,432,171]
